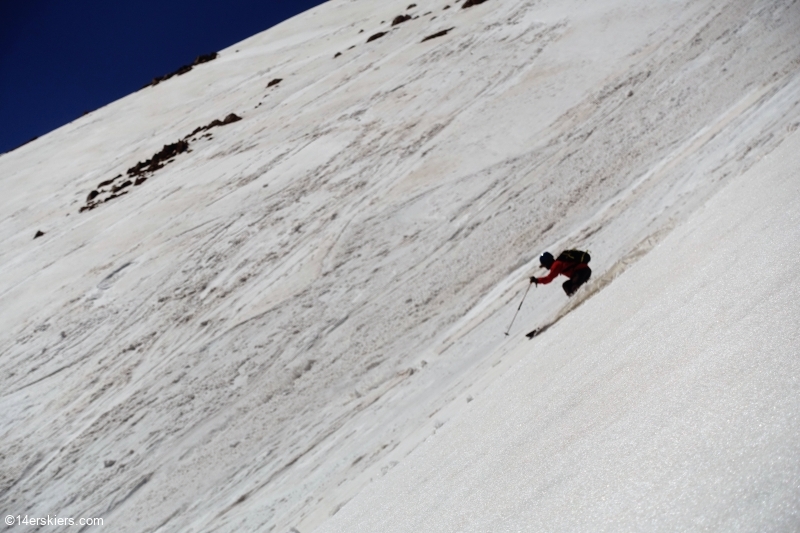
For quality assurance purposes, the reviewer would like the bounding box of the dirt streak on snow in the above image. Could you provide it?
[318,120,800,533]
[0,0,798,532]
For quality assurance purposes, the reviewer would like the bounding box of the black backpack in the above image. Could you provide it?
[557,249,591,264]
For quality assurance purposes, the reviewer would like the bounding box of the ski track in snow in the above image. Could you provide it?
[319,124,800,533]
[0,0,798,531]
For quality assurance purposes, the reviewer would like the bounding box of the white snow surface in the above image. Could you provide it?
[0,0,798,531]
[318,122,800,533]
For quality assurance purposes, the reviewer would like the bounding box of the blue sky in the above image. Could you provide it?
[0,0,327,154]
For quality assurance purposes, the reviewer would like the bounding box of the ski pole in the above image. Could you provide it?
[504,280,533,336]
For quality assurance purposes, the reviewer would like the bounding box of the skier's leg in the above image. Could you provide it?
[563,267,591,297]
[572,267,592,292]
[562,279,574,296]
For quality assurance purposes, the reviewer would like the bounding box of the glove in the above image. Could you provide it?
[529,276,538,285]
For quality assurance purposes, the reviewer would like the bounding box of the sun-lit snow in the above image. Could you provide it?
[1,0,798,531]
[317,124,800,533]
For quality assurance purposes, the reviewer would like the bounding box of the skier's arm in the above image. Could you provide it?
[534,261,564,285]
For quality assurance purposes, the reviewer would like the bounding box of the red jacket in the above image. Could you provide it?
[535,260,590,284]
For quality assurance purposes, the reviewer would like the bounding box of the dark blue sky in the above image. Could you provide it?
[0,0,327,154]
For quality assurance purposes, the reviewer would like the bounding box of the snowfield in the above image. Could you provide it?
[318,123,800,533]
[1,0,798,531]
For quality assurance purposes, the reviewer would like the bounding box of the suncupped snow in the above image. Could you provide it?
[1,0,798,532]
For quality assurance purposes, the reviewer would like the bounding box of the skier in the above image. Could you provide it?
[530,250,591,297]
[504,249,593,338]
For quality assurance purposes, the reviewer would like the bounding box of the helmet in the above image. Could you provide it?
[539,251,554,269]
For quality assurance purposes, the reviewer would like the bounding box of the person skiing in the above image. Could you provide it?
[530,250,591,297]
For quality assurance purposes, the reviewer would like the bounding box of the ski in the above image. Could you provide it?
[526,323,552,339]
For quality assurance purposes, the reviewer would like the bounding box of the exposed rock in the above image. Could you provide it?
[462,0,488,8]
[80,113,242,213]
[145,52,219,88]
[392,14,412,26]
[367,32,388,43]
[4,136,39,155]
[104,191,129,202]
[34,230,45,239]
[267,78,283,88]
[184,114,243,141]
[127,141,189,178]
[421,27,455,42]
[97,174,122,188]
[193,53,217,65]
[111,180,133,193]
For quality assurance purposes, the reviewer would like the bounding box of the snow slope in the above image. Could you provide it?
[318,122,800,533]
[0,0,798,531]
